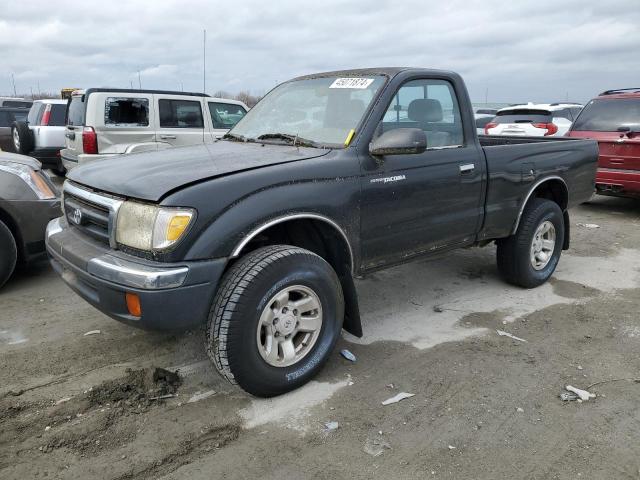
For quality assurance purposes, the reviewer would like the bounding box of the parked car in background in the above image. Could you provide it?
[484,103,583,137]
[0,107,28,151]
[61,89,248,172]
[474,113,495,136]
[0,97,32,109]
[0,152,59,288]
[567,88,640,198]
[12,99,67,175]
[47,67,597,396]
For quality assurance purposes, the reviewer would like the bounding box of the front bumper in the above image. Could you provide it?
[0,197,60,262]
[596,168,640,198]
[46,217,226,331]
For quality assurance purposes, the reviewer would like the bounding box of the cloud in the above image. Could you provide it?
[1,0,639,103]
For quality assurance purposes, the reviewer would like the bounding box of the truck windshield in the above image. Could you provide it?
[229,75,386,147]
[572,98,640,132]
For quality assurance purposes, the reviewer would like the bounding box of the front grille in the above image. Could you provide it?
[64,194,110,244]
[63,183,122,247]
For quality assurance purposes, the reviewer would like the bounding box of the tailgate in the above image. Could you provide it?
[597,135,640,171]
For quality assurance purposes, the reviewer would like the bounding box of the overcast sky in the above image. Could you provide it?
[2,0,639,103]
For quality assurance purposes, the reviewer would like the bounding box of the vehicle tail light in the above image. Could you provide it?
[82,126,98,154]
[41,104,52,126]
[532,123,558,136]
[484,122,498,135]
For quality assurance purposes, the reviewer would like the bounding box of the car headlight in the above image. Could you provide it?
[116,201,195,251]
[0,161,56,200]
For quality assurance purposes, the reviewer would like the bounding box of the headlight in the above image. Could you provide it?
[0,161,56,200]
[116,201,194,251]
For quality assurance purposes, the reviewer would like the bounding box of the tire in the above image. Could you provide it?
[496,198,564,288]
[11,121,34,155]
[206,245,344,397]
[0,219,17,289]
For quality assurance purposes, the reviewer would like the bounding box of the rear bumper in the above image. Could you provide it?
[61,150,117,171]
[45,217,226,331]
[32,148,63,169]
[596,168,640,198]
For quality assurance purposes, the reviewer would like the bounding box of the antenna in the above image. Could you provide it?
[203,29,207,94]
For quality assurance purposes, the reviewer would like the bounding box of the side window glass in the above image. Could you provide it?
[208,102,246,129]
[27,104,42,124]
[0,111,9,127]
[381,79,463,148]
[159,99,204,128]
[104,97,149,126]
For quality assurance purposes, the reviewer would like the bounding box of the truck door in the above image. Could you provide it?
[360,78,485,268]
[155,95,205,147]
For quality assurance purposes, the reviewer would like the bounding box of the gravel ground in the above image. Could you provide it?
[1,193,639,480]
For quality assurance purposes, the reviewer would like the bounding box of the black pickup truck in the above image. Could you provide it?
[46,68,598,396]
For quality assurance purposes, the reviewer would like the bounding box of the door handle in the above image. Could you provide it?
[159,135,176,140]
[459,163,475,174]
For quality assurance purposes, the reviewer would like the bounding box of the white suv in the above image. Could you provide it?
[484,102,583,137]
[61,89,248,171]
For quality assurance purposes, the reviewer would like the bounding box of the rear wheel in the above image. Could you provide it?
[497,198,564,288]
[0,219,17,289]
[206,245,344,397]
[11,121,33,154]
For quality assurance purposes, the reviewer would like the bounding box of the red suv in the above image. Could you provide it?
[567,88,640,198]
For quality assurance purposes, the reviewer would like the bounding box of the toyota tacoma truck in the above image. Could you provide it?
[45,68,598,397]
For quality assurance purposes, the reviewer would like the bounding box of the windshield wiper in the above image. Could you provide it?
[222,132,254,142]
[256,133,319,148]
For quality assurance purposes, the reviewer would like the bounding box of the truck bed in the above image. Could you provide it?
[479,134,587,147]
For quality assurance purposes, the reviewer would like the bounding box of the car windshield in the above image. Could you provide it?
[572,98,640,132]
[229,75,387,147]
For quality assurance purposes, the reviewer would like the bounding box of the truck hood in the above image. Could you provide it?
[67,141,331,201]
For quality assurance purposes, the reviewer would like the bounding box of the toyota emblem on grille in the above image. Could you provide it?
[70,208,83,225]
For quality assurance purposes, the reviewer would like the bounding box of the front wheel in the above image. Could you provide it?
[206,245,344,397]
[496,198,564,288]
[0,219,17,289]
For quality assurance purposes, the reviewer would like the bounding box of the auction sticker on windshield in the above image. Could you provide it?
[330,78,375,89]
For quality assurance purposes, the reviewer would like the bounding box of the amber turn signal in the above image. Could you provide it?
[125,292,142,317]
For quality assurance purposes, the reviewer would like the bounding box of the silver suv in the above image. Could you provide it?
[61,89,248,171]
[12,99,67,175]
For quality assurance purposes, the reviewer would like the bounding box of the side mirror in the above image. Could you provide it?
[369,128,427,156]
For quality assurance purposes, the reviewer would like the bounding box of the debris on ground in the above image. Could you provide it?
[496,330,527,343]
[433,305,444,313]
[386,383,395,389]
[324,421,339,431]
[187,390,216,403]
[448,445,456,450]
[565,385,596,401]
[83,330,101,336]
[363,437,391,457]
[560,391,579,401]
[86,367,181,407]
[577,223,600,229]
[340,349,357,362]
[516,407,524,413]
[382,392,415,405]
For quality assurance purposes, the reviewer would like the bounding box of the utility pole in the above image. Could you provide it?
[130,80,134,89]
[30,87,33,99]
[203,29,207,94]
[484,87,488,104]
[10,73,17,96]
[138,71,142,89]
[37,80,41,97]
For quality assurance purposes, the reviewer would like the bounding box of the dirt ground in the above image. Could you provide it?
[1,194,640,480]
